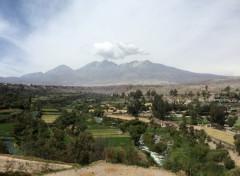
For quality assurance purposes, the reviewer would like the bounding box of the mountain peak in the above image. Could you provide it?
[54,64,72,70]
[81,60,117,68]
[45,64,73,75]
[126,60,153,67]
[1,60,228,86]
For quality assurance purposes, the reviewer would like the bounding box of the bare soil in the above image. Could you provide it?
[45,161,175,176]
[0,155,72,174]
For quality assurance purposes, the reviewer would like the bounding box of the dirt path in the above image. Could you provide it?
[207,141,240,167]
[0,155,72,174]
[45,162,175,176]
[193,126,240,167]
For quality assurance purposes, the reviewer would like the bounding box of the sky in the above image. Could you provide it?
[0,0,240,77]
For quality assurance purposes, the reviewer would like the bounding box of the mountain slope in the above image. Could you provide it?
[0,60,228,86]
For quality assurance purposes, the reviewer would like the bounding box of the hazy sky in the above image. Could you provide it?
[0,0,240,77]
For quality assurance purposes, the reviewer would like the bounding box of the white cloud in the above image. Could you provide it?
[1,0,240,76]
[94,41,149,60]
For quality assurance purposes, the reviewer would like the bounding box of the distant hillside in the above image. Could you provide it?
[0,60,228,86]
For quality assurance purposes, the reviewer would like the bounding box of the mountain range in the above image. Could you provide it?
[0,60,228,86]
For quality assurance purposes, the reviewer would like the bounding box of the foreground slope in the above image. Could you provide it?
[0,154,72,174]
[45,161,175,176]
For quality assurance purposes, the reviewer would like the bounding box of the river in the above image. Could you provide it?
[139,135,165,167]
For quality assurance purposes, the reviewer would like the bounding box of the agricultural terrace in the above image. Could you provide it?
[107,114,150,123]
[41,114,60,123]
[82,118,133,147]
[41,105,61,123]
[0,109,22,136]
[195,125,234,145]
[0,109,23,114]
[0,123,15,136]
[234,117,240,127]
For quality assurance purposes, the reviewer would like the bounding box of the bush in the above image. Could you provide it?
[152,142,167,154]
[227,116,238,127]
[216,143,224,150]
[0,140,9,154]
[224,157,235,170]
[206,149,228,162]
[106,146,148,167]
[0,172,31,176]
[207,136,212,142]
[226,168,240,176]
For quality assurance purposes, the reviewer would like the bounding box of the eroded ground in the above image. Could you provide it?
[45,162,175,176]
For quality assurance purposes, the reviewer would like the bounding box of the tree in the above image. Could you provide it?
[152,94,170,120]
[209,103,226,126]
[234,134,240,155]
[129,89,143,99]
[66,132,95,164]
[205,85,208,92]
[151,90,156,96]
[92,108,104,117]
[170,89,178,96]
[127,100,142,117]
[227,116,238,127]
[224,86,231,96]
[188,91,194,99]
[146,90,151,97]
[224,156,235,170]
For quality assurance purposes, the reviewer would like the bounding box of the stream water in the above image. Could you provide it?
[139,135,165,167]
[0,137,21,155]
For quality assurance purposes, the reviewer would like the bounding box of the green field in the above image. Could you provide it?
[42,112,61,115]
[87,128,130,138]
[0,123,15,136]
[0,114,11,118]
[104,137,133,147]
[61,105,74,109]
[0,109,23,114]
[41,115,60,123]
[42,108,59,112]
[42,104,55,109]
[172,116,209,124]
[82,118,133,147]
[234,117,240,127]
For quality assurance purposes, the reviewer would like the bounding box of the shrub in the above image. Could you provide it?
[227,116,238,127]
[224,156,235,170]
[206,149,228,162]
[207,136,212,142]
[152,142,167,154]
[226,168,240,176]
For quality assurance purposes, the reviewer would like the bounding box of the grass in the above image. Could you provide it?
[107,114,150,123]
[85,119,130,138]
[61,105,74,109]
[200,126,234,145]
[104,137,133,147]
[41,115,60,123]
[64,133,71,144]
[0,109,23,114]
[0,114,11,118]
[0,123,15,136]
[234,117,240,127]
[81,117,133,147]
[172,116,209,124]
[42,109,59,112]
[42,104,55,109]
[87,128,130,138]
[42,112,61,115]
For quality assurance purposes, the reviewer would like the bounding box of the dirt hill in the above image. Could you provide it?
[45,161,175,176]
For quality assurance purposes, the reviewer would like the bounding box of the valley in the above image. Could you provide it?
[1,82,240,175]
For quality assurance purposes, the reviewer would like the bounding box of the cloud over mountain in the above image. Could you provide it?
[94,41,149,60]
